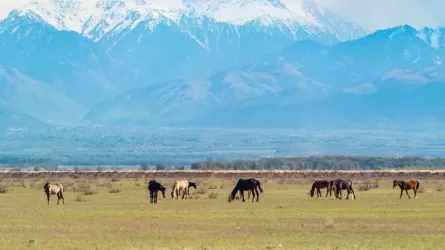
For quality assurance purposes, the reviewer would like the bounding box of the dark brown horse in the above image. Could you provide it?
[228,178,263,202]
[332,179,356,200]
[393,180,420,199]
[309,180,333,198]
[148,180,166,203]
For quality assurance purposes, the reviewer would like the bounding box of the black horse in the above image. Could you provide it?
[332,179,356,200]
[148,180,166,203]
[228,178,263,202]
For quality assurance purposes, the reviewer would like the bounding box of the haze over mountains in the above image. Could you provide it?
[0,0,444,130]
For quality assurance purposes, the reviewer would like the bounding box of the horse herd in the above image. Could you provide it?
[41,178,421,205]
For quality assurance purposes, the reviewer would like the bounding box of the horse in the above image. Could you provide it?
[171,180,197,199]
[393,180,420,199]
[228,178,263,202]
[331,179,356,200]
[236,189,252,200]
[309,180,333,198]
[147,180,166,203]
[43,182,65,205]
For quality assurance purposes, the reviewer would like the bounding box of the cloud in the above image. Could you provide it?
[312,0,445,30]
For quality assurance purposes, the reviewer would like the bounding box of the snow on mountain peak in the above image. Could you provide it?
[2,0,365,41]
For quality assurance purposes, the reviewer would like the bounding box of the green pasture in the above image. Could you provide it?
[0,178,444,250]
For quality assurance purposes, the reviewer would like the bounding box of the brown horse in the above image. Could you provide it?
[393,180,420,199]
[309,180,333,198]
[43,182,65,205]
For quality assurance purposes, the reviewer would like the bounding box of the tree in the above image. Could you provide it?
[155,162,166,170]
[140,162,150,170]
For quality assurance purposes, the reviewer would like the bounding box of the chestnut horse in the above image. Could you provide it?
[393,180,420,199]
[309,180,333,198]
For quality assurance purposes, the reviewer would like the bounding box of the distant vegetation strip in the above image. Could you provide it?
[190,156,445,170]
[1,169,445,180]
[2,156,445,170]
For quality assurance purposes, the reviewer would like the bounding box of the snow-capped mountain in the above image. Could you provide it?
[1,0,444,129]
[9,0,365,42]
[0,0,367,89]
[84,25,445,127]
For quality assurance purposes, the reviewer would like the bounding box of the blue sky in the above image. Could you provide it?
[1,0,444,31]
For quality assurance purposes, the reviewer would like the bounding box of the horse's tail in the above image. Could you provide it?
[256,180,264,193]
[416,181,420,190]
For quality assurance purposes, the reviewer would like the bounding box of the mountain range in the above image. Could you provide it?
[0,0,444,130]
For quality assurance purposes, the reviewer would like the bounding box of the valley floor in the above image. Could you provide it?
[0,177,444,249]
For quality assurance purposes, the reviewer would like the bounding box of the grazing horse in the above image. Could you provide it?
[236,189,252,200]
[43,182,65,205]
[228,178,263,202]
[393,180,420,199]
[309,180,332,198]
[171,180,197,199]
[332,179,356,200]
[148,180,166,203]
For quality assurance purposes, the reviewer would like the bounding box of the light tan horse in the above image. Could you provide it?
[43,182,65,205]
[171,180,197,199]
[393,180,420,199]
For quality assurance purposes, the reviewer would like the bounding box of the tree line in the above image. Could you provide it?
[190,156,445,170]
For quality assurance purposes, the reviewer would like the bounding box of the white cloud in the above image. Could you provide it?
[0,0,28,17]
[312,0,445,30]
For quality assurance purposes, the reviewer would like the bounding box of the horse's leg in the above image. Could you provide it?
[414,188,417,198]
[60,192,65,204]
[255,187,259,202]
[241,191,245,202]
[405,189,411,199]
[56,193,60,205]
[46,193,50,205]
[155,191,158,203]
[351,188,356,200]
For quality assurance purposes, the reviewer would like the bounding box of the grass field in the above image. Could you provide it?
[0,176,445,250]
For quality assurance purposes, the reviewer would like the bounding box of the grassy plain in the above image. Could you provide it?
[0,176,444,250]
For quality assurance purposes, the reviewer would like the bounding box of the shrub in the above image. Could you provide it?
[357,180,379,191]
[83,189,97,196]
[97,182,112,188]
[207,192,218,199]
[0,185,7,194]
[75,195,86,202]
[436,185,444,192]
[109,188,121,194]
[196,187,208,194]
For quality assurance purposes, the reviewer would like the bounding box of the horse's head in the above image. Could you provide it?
[228,193,235,202]
[309,188,314,197]
[189,182,197,189]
